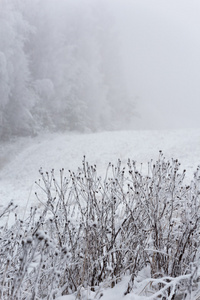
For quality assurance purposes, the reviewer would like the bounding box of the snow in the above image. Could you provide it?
[0,128,200,214]
[1,128,200,299]
[55,276,141,300]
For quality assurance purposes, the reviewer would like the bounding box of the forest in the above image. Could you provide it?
[0,0,134,140]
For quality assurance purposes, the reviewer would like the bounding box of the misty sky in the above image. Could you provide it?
[111,0,200,129]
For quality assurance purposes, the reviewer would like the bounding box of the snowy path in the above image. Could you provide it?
[0,129,200,214]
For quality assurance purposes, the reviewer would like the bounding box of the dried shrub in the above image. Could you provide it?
[0,152,200,299]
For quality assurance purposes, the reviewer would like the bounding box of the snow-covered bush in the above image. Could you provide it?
[0,153,200,299]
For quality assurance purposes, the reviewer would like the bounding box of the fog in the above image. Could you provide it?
[0,0,200,138]
[113,0,200,129]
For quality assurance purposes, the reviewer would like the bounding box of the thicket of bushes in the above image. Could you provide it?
[0,152,200,299]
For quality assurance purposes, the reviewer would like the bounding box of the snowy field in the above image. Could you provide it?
[1,128,200,214]
[1,128,200,299]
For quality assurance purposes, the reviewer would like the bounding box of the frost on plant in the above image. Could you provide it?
[0,152,200,299]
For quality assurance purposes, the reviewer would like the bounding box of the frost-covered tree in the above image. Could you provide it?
[0,0,35,138]
[23,0,111,132]
[0,0,135,138]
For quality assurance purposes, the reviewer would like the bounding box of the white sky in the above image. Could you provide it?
[111,0,200,129]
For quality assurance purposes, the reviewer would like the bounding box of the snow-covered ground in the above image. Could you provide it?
[1,128,200,300]
[1,128,200,214]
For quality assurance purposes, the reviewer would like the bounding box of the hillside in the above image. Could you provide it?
[0,128,200,214]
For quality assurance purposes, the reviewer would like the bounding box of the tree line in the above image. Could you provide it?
[0,0,135,139]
